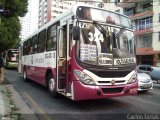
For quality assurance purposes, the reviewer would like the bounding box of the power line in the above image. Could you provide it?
[65,0,159,2]
[103,0,159,3]
[68,0,160,3]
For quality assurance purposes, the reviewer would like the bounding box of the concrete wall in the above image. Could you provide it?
[152,0,160,51]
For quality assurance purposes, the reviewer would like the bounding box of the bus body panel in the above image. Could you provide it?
[23,51,57,86]
[73,80,138,101]
[26,65,57,87]
[26,66,46,85]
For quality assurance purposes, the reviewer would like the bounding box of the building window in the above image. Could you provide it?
[159,13,160,22]
[135,17,152,30]
[143,3,151,9]
[137,34,152,48]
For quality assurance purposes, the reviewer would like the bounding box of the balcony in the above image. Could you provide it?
[134,23,153,36]
[136,48,154,55]
[124,7,153,20]
[116,0,136,8]
[136,37,153,55]
[116,0,149,8]
[131,8,153,20]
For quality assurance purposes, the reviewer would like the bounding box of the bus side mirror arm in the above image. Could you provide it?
[72,26,80,41]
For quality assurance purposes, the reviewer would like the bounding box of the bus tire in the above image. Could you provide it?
[48,73,58,97]
[23,69,29,82]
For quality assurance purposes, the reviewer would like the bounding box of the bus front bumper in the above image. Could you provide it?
[73,81,138,101]
[6,62,18,68]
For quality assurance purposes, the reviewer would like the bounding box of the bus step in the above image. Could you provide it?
[57,89,65,92]
[66,93,72,97]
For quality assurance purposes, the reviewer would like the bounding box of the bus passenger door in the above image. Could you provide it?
[57,25,67,91]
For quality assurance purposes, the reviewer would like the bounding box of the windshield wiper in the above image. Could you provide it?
[93,21,111,52]
[115,26,125,39]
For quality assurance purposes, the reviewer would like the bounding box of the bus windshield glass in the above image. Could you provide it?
[78,22,136,66]
[7,50,19,62]
[76,6,132,29]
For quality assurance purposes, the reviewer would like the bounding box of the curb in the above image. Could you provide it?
[0,85,10,115]
[0,84,38,120]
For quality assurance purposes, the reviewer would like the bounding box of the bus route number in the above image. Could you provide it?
[45,52,55,59]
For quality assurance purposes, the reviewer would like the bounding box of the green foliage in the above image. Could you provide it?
[4,0,28,17]
[0,0,28,53]
[0,16,20,52]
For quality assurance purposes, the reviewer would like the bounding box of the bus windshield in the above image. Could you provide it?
[76,6,132,29]
[7,50,19,62]
[78,22,136,66]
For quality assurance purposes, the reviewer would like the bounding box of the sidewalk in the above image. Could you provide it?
[0,77,38,120]
[0,77,11,116]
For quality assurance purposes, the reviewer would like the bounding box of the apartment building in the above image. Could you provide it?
[38,0,73,28]
[38,0,107,28]
[20,0,39,40]
[116,0,160,66]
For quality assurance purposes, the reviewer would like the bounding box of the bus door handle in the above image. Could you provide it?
[58,58,66,66]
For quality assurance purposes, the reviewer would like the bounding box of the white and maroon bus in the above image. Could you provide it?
[19,5,138,101]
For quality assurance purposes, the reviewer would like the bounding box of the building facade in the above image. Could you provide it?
[38,0,106,28]
[116,0,160,66]
[38,0,74,28]
[20,0,39,40]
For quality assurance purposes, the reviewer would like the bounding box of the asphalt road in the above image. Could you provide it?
[4,69,160,120]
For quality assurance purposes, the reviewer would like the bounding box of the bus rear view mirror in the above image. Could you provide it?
[72,26,80,41]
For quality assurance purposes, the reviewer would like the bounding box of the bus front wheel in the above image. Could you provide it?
[48,73,58,97]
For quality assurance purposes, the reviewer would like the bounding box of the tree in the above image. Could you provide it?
[0,0,28,52]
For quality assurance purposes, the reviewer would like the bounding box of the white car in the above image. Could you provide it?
[137,70,153,92]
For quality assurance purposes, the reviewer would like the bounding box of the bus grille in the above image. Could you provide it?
[89,70,130,78]
[98,80,125,84]
[102,87,124,94]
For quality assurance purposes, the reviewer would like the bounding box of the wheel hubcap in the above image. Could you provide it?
[49,78,55,92]
[24,71,26,79]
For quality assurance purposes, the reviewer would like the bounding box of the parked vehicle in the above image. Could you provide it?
[137,70,153,92]
[3,49,19,69]
[150,67,160,83]
[136,65,153,74]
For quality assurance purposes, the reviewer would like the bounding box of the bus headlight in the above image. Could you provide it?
[74,70,96,85]
[128,73,137,84]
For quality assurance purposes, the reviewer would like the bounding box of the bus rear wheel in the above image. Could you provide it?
[23,69,29,82]
[48,73,58,97]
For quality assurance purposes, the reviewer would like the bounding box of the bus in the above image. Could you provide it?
[19,4,138,101]
[3,49,19,69]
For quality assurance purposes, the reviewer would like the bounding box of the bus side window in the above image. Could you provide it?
[23,41,26,56]
[47,25,57,51]
[26,40,29,55]
[59,25,67,58]
[28,38,33,55]
[38,30,46,53]
[69,25,73,56]
[32,35,37,54]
